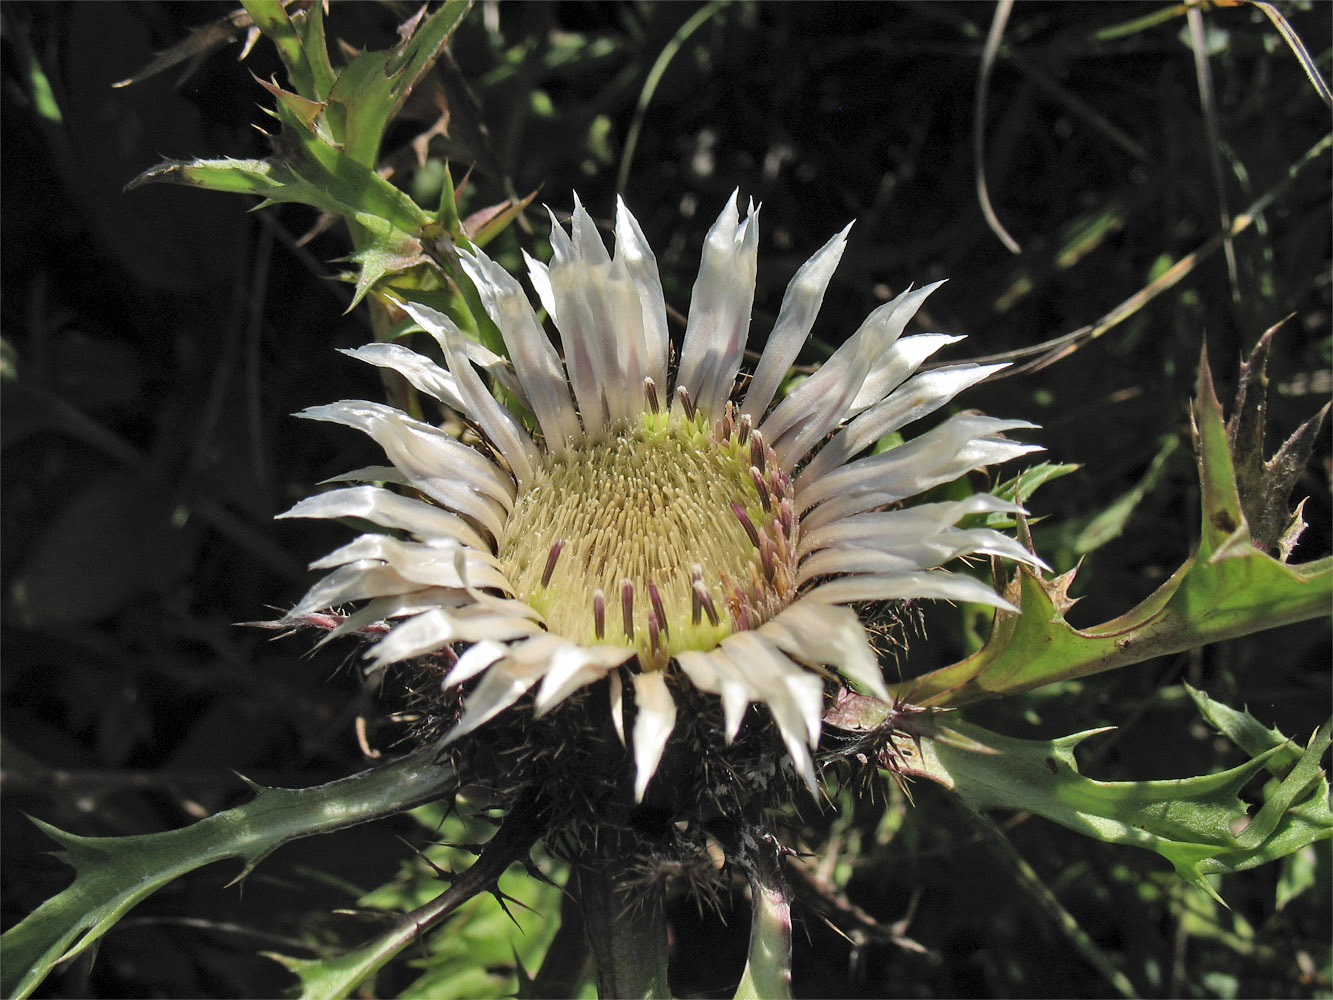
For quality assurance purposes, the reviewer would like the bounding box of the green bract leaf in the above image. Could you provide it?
[241,0,336,102]
[322,1,471,167]
[127,148,428,311]
[178,69,432,235]
[888,707,1331,902]
[125,2,473,313]
[899,349,1333,708]
[989,460,1082,513]
[1,746,459,1000]
[1185,687,1333,875]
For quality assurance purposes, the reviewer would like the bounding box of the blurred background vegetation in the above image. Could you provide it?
[2,2,1329,997]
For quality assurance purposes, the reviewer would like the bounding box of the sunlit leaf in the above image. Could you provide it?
[264,793,547,1000]
[318,1,471,166]
[881,703,1331,902]
[990,460,1082,510]
[242,0,329,100]
[124,3,472,313]
[1,746,459,1000]
[898,349,1333,708]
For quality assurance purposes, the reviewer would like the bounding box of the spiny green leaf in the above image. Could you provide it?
[324,1,472,167]
[1,746,458,1000]
[127,145,429,311]
[294,1,338,101]
[1186,683,1297,767]
[124,2,470,313]
[241,0,332,101]
[899,348,1333,708]
[126,149,426,237]
[986,460,1082,522]
[263,792,547,1000]
[892,708,1330,902]
[257,74,328,135]
[436,161,464,236]
[342,241,432,311]
[1185,686,1333,874]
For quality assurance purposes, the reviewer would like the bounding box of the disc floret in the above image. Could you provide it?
[498,398,799,670]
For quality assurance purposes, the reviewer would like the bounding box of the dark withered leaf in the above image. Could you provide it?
[1227,319,1330,557]
[113,7,258,90]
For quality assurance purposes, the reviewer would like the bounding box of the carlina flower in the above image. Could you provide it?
[280,193,1045,801]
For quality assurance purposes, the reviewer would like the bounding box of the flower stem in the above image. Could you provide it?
[571,851,671,999]
[732,824,793,1000]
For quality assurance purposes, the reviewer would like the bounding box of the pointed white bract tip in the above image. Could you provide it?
[400,299,461,339]
[792,744,819,797]
[739,204,760,245]
[609,671,626,747]
[631,671,677,802]
[722,691,748,744]
[569,198,596,240]
[712,192,741,235]
[544,206,573,259]
[455,239,480,263]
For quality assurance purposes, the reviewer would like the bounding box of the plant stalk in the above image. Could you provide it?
[571,851,671,999]
[732,823,794,1000]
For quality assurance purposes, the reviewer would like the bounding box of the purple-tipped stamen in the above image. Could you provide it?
[676,385,697,421]
[749,466,772,512]
[621,578,635,640]
[750,429,766,472]
[759,535,777,582]
[731,501,762,549]
[648,581,669,637]
[540,538,565,588]
[693,577,721,627]
[593,589,606,640]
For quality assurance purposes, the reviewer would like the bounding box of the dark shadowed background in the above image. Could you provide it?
[2,2,1329,997]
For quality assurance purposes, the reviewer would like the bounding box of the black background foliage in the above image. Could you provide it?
[2,2,1329,997]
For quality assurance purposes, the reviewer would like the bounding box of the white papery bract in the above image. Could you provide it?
[281,194,1044,801]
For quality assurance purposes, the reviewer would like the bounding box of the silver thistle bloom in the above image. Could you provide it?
[280,194,1043,800]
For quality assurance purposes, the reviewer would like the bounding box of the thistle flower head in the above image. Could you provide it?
[281,193,1043,802]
